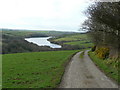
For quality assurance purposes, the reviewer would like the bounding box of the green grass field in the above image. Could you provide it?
[54,34,88,41]
[2,29,74,38]
[80,51,84,59]
[53,33,93,48]
[2,30,41,37]
[64,41,93,48]
[88,51,119,84]
[2,50,79,88]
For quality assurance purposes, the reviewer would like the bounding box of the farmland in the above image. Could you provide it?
[2,29,76,54]
[53,33,87,41]
[2,29,93,54]
[50,33,94,49]
[2,29,75,38]
[64,41,93,48]
[2,29,94,88]
[2,50,79,88]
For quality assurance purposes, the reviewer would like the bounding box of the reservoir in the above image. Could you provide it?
[25,37,62,48]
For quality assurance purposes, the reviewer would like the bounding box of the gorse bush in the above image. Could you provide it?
[95,47,109,59]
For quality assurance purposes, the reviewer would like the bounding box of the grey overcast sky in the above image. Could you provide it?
[0,0,92,32]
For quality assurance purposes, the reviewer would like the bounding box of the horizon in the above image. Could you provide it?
[1,28,87,33]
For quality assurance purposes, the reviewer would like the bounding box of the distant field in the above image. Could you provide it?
[2,29,76,54]
[2,50,79,88]
[64,41,93,48]
[54,34,87,41]
[2,30,49,37]
[52,33,94,49]
[2,29,75,38]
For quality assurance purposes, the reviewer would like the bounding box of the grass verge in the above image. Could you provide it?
[88,51,119,84]
[2,50,80,88]
[80,51,84,59]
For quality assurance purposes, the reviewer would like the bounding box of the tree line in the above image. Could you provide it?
[83,2,120,58]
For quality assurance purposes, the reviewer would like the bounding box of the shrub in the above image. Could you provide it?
[91,46,96,52]
[95,47,109,59]
[105,58,119,70]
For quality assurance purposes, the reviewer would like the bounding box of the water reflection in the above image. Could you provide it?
[25,37,62,48]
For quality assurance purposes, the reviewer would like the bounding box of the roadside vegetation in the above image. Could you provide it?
[83,2,119,59]
[2,50,79,88]
[88,51,119,84]
[80,51,84,59]
[83,2,119,84]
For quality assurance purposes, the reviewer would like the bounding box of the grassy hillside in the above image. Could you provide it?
[2,34,54,54]
[2,29,76,54]
[2,29,75,38]
[54,33,87,41]
[64,41,93,48]
[51,33,93,49]
[2,29,93,54]
[2,50,79,88]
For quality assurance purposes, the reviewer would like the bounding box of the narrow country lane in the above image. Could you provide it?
[59,50,118,88]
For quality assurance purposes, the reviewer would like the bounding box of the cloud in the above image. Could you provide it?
[0,0,91,32]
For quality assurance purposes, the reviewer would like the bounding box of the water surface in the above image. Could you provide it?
[25,37,62,48]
